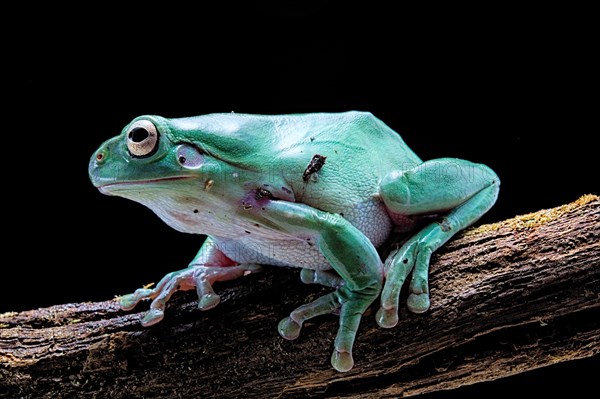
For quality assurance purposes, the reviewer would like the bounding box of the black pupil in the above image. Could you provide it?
[129,128,149,143]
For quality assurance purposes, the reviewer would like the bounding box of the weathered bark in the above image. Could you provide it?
[1,195,599,398]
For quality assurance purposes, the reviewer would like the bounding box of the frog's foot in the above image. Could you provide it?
[376,233,432,328]
[119,264,262,326]
[278,285,376,372]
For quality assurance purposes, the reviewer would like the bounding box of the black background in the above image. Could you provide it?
[5,3,597,397]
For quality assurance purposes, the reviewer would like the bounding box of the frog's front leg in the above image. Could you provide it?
[250,199,383,372]
[377,158,500,327]
[119,237,261,326]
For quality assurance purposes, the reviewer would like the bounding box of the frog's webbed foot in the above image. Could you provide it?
[119,264,262,326]
[376,232,432,328]
[278,284,375,372]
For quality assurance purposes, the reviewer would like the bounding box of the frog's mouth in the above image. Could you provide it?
[97,176,195,193]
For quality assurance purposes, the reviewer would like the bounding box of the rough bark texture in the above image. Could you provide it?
[1,195,599,398]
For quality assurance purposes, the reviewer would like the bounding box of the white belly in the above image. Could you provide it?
[213,236,331,270]
[208,199,393,271]
[134,192,392,271]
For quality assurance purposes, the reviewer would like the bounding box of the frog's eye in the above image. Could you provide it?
[126,120,159,157]
[176,144,203,169]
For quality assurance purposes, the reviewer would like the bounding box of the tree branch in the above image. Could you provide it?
[1,195,599,398]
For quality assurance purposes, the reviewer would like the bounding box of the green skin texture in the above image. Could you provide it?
[89,112,499,372]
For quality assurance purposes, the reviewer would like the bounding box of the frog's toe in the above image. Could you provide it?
[299,269,316,284]
[278,317,302,340]
[375,306,399,328]
[407,267,430,313]
[119,288,154,311]
[119,294,138,311]
[379,245,416,327]
[141,308,165,326]
[192,264,263,309]
[245,264,263,273]
[407,292,430,314]
[299,268,344,288]
[198,293,221,310]
[278,291,341,341]
[331,350,354,373]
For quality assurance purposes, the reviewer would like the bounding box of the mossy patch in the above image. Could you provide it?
[0,312,17,320]
[464,194,598,236]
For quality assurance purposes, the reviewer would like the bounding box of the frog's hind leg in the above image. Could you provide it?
[377,158,499,328]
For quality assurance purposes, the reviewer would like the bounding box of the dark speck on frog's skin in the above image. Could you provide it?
[439,218,452,232]
[303,154,327,182]
[255,188,273,200]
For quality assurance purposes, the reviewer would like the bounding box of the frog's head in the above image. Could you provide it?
[89,115,239,206]
[90,114,295,232]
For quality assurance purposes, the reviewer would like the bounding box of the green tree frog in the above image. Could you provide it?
[89,112,499,372]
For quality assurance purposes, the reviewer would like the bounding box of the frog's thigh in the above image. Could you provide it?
[377,158,500,327]
[258,200,383,372]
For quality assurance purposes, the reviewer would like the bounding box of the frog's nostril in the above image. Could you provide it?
[95,149,108,164]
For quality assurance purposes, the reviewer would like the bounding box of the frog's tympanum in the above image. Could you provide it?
[89,112,499,371]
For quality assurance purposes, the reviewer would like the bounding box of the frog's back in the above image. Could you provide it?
[268,111,421,168]
[169,111,421,176]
